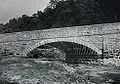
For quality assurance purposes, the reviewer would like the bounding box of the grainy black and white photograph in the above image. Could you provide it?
[0,0,120,84]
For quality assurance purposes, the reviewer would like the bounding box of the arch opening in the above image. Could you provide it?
[27,45,65,61]
[26,41,100,64]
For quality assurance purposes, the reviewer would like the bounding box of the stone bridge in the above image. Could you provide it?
[0,22,120,62]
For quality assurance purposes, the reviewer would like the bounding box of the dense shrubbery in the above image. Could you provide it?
[27,48,65,61]
[0,0,120,33]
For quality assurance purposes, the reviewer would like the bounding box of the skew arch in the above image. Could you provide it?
[22,37,102,57]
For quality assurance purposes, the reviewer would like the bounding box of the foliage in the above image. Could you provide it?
[1,0,120,33]
[0,24,4,33]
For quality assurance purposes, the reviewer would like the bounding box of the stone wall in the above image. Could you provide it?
[0,22,120,60]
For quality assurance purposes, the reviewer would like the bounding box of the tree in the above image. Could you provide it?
[97,0,120,22]
[47,0,60,9]
[0,23,4,33]
[51,0,104,27]
[4,0,120,33]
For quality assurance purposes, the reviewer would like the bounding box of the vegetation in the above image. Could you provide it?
[0,55,120,83]
[0,0,120,33]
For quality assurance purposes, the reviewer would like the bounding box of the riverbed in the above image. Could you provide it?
[0,56,120,84]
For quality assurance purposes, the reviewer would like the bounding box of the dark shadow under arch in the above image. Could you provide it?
[23,37,102,57]
[27,41,99,64]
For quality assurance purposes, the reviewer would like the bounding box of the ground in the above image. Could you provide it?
[0,56,120,84]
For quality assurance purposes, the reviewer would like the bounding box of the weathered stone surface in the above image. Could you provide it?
[0,22,120,61]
